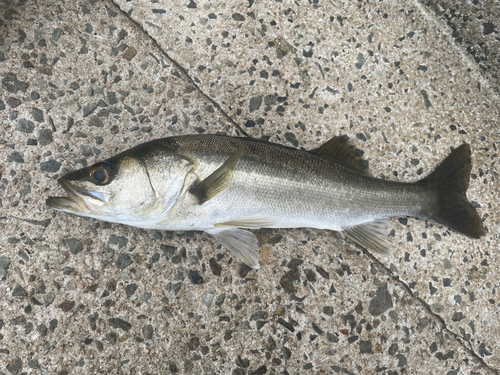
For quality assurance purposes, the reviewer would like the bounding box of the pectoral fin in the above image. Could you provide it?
[344,218,391,255]
[190,147,245,204]
[207,227,260,268]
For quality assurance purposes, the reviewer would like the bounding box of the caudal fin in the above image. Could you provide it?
[422,144,484,238]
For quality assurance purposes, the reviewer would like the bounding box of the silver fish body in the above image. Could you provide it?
[46,134,483,267]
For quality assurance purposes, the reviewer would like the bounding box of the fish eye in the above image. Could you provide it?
[89,163,113,185]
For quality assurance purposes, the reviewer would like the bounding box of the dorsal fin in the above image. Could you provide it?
[311,135,371,175]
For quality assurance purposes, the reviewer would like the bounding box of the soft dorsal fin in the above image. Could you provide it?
[190,147,245,204]
[311,135,370,175]
[344,218,391,255]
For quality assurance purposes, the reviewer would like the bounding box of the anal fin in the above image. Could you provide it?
[207,227,260,268]
[344,218,391,255]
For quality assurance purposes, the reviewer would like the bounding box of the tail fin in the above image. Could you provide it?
[422,144,484,238]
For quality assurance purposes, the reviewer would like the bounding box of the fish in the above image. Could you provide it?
[46,134,484,268]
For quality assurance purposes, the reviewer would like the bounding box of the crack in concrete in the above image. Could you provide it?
[109,1,250,138]
[366,251,499,374]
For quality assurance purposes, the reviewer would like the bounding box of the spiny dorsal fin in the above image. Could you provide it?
[344,218,391,255]
[311,135,370,175]
[190,147,245,204]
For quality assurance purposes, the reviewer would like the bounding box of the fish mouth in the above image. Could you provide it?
[46,179,105,214]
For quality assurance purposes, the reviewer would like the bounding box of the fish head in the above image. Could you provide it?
[46,143,196,227]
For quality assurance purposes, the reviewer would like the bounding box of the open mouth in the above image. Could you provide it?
[46,179,104,213]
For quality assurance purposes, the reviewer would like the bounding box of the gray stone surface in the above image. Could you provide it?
[0,0,498,374]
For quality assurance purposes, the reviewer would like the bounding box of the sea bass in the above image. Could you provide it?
[46,135,483,267]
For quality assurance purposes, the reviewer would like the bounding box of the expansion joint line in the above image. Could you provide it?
[366,251,498,375]
[109,0,250,137]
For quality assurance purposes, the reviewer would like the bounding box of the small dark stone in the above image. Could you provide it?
[32,107,44,123]
[368,283,393,316]
[479,342,492,357]
[142,324,153,339]
[188,336,200,350]
[285,267,300,282]
[70,81,80,90]
[58,300,75,312]
[356,132,367,142]
[0,99,5,110]
[52,28,64,41]
[41,159,61,173]
[209,258,222,276]
[249,366,267,375]
[188,270,203,284]
[9,152,24,163]
[45,292,55,307]
[105,332,118,345]
[483,22,496,35]
[451,312,464,321]
[303,48,313,58]
[323,306,334,316]
[0,256,12,278]
[420,90,433,109]
[7,97,21,108]
[315,265,329,279]
[304,269,316,282]
[417,65,428,72]
[284,132,299,147]
[429,282,437,295]
[12,285,27,297]
[280,275,295,294]
[238,263,253,278]
[89,115,104,127]
[187,0,197,8]
[37,323,48,337]
[66,237,83,255]
[107,91,118,105]
[249,96,262,112]
[108,317,131,332]
[396,353,407,367]
[125,283,138,298]
[31,91,40,100]
[48,319,58,333]
[359,340,372,354]
[16,118,35,133]
[108,235,128,249]
[347,335,359,343]
[287,258,303,268]
[83,103,98,117]
[244,120,256,127]
[6,358,22,374]
[250,311,268,321]
[276,317,294,332]
[232,13,245,21]
[2,73,29,93]
[38,128,53,146]
[355,53,366,69]
[389,343,398,355]
[116,253,133,269]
